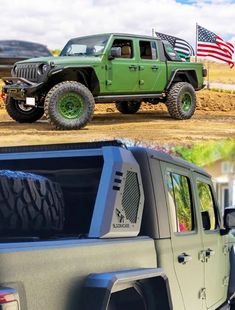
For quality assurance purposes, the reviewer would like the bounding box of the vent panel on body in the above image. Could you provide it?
[122,171,140,223]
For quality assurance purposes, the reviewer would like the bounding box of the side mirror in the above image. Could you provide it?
[224,207,235,230]
[108,47,121,60]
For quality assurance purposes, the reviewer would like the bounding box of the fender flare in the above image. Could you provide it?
[48,65,100,94]
[81,268,173,310]
[166,69,199,91]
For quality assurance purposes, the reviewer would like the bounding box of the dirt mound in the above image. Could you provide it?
[197,90,235,112]
[93,90,235,114]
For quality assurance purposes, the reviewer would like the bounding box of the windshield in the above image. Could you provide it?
[60,35,109,57]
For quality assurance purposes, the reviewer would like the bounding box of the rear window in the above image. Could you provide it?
[0,40,52,58]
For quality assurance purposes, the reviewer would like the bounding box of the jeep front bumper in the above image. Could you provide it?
[2,77,44,100]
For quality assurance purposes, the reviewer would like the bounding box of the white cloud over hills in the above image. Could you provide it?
[0,0,234,52]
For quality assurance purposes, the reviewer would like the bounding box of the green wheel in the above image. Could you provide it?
[45,81,95,130]
[57,92,85,119]
[166,82,196,120]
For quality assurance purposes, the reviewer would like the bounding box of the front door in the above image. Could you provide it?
[162,163,205,310]
[106,38,139,93]
[194,174,229,309]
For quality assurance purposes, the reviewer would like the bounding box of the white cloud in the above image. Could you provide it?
[0,0,234,56]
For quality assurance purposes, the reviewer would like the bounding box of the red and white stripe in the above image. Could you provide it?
[197,36,234,68]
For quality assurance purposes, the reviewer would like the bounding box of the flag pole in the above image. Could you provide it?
[195,22,198,62]
[207,60,210,89]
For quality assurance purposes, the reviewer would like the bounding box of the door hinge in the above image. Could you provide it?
[223,276,229,286]
[199,250,207,263]
[223,245,230,255]
[106,80,112,86]
[199,249,215,263]
[199,288,206,300]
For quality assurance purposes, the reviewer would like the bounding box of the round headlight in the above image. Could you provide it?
[38,64,49,75]
[42,64,49,73]
[11,65,17,76]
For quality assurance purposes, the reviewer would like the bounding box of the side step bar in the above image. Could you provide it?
[95,93,165,103]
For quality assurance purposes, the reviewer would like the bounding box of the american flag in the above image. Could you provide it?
[155,32,194,59]
[197,25,234,68]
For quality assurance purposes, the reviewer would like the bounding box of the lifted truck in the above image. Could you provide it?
[0,140,234,310]
[2,33,206,130]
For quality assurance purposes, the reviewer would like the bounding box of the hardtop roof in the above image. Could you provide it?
[69,33,161,41]
[130,146,210,178]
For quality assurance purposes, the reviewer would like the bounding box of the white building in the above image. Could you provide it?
[204,159,235,210]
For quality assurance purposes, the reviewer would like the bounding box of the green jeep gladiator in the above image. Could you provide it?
[2,34,206,130]
[0,140,235,310]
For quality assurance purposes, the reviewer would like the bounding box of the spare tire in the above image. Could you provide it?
[0,170,64,235]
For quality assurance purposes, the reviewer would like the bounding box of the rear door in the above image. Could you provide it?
[137,39,167,92]
[161,163,205,310]
[194,174,229,309]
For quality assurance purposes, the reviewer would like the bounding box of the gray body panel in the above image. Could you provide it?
[0,237,156,310]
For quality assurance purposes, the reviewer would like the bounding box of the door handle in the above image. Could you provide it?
[129,65,138,71]
[205,248,215,258]
[178,253,192,264]
[151,65,158,71]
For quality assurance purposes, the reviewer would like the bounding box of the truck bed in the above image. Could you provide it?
[0,237,157,310]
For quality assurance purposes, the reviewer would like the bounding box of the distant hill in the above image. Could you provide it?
[191,58,235,84]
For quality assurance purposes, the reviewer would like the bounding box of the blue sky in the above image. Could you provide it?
[0,0,234,53]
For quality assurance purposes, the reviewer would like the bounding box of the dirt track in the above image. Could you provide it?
[0,90,234,146]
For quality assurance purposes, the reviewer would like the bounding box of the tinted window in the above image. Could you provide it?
[162,40,182,61]
[167,172,194,233]
[139,40,157,60]
[197,181,218,230]
[111,39,134,58]
[0,40,51,57]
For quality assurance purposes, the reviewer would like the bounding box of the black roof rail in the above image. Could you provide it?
[0,140,125,154]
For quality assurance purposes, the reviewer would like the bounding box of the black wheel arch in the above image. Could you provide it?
[167,69,199,91]
[46,66,100,96]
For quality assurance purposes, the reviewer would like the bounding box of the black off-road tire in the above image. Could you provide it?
[115,101,141,114]
[0,170,64,235]
[44,81,95,130]
[5,96,44,123]
[166,82,196,120]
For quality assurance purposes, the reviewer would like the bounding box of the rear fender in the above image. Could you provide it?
[82,268,173,310]
[167,69,198,90]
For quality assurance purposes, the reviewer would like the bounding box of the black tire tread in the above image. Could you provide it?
[0,171,64,235]
[44,81,95,130]
[166,82,196,120]
[5,97,44,123]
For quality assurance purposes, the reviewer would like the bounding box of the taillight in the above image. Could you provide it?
[0,287,20,309]
[0,92,6,102]
[202,67,207,77]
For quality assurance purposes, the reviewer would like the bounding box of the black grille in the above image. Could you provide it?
[122,171,140,223]
[14,63,39,82]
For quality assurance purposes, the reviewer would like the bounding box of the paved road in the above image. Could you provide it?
[207,83,235,91]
